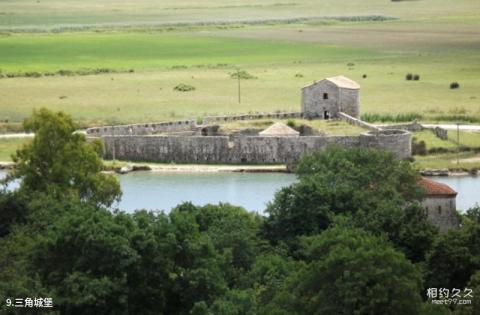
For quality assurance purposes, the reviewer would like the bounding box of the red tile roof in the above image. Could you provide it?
[419,177,457,197]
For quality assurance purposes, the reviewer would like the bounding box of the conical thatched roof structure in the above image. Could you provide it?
[259,122,300,137]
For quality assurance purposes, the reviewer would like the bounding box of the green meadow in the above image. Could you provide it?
[0,0,479,127]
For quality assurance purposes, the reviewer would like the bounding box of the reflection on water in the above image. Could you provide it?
[1,170,478,213]
[117,172,297,213]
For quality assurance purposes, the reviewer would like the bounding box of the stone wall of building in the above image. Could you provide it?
[86,120,196,136]
[302,80,340,119]
[339,88,360,118]
[100,129,411,165]
[422,197,459,232]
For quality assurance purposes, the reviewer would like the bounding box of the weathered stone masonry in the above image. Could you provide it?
[101,129,411,165]
[91,75,412,165]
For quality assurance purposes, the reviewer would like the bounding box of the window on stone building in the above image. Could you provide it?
[438,206,442,214]
[323,93,328,100]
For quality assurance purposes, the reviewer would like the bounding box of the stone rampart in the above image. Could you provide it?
[203,112,303,125]
[86,120,196,136]
[380,122,424,132]
[101,129,411,165]
[338,112,380,131]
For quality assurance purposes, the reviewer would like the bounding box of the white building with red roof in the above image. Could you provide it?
[419,177,459,231]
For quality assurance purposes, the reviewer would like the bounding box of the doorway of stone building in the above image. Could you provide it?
[324,111,330,119]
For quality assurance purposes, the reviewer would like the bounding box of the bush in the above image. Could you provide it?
[412,138,427,156]
[361,112,423,123]
[362,74,367,78]
[174,84,196,92]
[286,119,296,127]
[25,72,42,78]
[294,73,304,78]
[450,82,460,89]
[413,74,420,81]
[406,73,413,81]
[230,70,257,80]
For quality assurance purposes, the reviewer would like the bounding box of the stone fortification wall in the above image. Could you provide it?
[86,120,196,136]
[101,129,411,165]
[380,122,424,132]
[359,129,412,160]
[203,112,303,125]
[338,112,380,131]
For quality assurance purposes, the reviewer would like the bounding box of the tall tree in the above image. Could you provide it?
[262,147,436,262]
[9,108,121,208]
[265,225,424,315]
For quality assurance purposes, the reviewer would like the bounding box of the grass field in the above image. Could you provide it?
[0,138,29,161]
[0,0,479,127]
[413,152,480,171]
[219,119,365,135]
[1,0,478,29]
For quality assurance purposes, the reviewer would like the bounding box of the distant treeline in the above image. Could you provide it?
[0,68,134,79]
[0,15,398,34]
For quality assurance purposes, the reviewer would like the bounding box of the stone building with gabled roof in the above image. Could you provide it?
[259,122,300,137]
[302,75,360,119]
[419,177,459,231]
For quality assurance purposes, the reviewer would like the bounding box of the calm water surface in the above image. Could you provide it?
[117,172,297,212]
[1,170,478,213]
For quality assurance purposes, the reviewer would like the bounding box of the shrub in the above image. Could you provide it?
[361,112,423,123]
[57,69,75,76]
[295,73,304,78]
[405,73,413,81]
[25,72,42,78]
[362,74,367,78]
[413,74,420,81]
[230,70,257,80]
[450,82,460,89]
[286,119,297,127]
[174,84,196,92]
[434,114,479,123]
[412,138,427,156]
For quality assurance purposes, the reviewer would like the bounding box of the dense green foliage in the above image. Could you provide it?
[262,147,435,262]
[0,111,479,314]
[8,108,121,208]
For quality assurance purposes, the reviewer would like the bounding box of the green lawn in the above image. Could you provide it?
[1,0,478,29]
[413,152,480,171]
[218,119,365,135]
[0,33,374,72]
[0,138,29,161]
[0,0,478,127]
[412,130,480,151]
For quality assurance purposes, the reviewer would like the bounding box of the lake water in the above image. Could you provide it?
[1,170,478,213]
[117,172,297,212]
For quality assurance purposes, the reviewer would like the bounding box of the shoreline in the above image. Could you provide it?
[0,161,477,177]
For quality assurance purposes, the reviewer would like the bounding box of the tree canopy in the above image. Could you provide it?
[9,108,121,208]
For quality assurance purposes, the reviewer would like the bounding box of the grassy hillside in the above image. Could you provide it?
[0,0,478,127]
[1,0,479,30]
